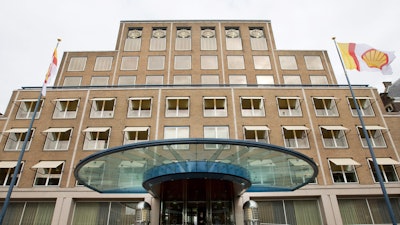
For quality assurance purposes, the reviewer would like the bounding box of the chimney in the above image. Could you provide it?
[383,82,392,93]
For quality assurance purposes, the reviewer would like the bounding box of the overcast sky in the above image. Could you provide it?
[1,0,399,112]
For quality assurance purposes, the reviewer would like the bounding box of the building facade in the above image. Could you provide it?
[0,20,399,225]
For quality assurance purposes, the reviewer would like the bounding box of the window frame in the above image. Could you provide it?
[83,127,111,150]
[127,97,152,118]
[348,97,375,117]
[52,98,79,119]
[282,126,310,149]
[89,98,116,118]
[320,126,349,148]
[328,159,359,183]
[4,128,34,151]
[240,97,265,117]
[165,97,190,117]
[277,97,302,117]
[357,126,387,148]
[313,97,339,117]
[16,99,44,119]
[368,159,399,183]
[203,97,228,117]
[123,127,150,144]
[33,161,64,186]
[243,126,269,143]
[0,162,23,186]
[203,126,230,150]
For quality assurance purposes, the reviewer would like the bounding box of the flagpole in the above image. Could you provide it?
[333,37,397,225]
[0,39,61,225]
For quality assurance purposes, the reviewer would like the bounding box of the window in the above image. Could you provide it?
[201,75,219,84]
[147,56,165,70]
[125,28,142,51]
[203,126,229,149]
[119,161,145,187]
[83,127,111,150]
[94,57,113,71]
[227,56,245,69]
[225,28,242,50]
[90,98,115,118]
[329,158,360,183]
[282,126,310,148]
[150,28,167,51]
[277,97,302,116]
[173,75,191,85]
[77,161,105,186]
[67,57,87,71]
[348,97,375,116]
[72,202,138,225]
[1,202,55,224]
[16,99,43,119]
[369,158,400,183]
[338,197,400,224]
[166,97,189,117]
[203,97,227,117]
[176,28,191,50]
[0,161,22,186]
[43,128,72,150]
[243,126,269,143]
[201,56,218,70]
[253,56,271,70]
[313,97,338,116]
[90,76,109,86]
[357,125,387,148]
[52,98,79,119]
[201,28,217,50]
[146,75,163,85]
[249,28,268,50]
[279,56,298,70]
[128,97,152,118]
[248,159,275,185]
[4,128,33,151]
[164,126,190,149]
[310,75,328,85]
[174,56,191,70]
[257,200,323,225]
[240,97,265,116]
[256,75,274,85]
[320,126,348,148]
[32,161,64,186]
[118,75,136,85]
[123,127,149,144]
[228,75,247,84]
[121,56,139,70]
[304,56,324,70]
[63,76,82,86]
[288,159,316,184]
[283,75,301,84]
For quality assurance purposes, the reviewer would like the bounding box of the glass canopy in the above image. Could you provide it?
[75,139,318,196]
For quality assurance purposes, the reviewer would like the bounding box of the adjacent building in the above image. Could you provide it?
[0,20,399,225]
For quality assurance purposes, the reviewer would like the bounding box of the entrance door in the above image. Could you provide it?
[160,179,234,225]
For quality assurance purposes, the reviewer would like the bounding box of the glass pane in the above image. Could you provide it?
[201,56,218,70]
[253,56,271,70]
[121,56,139,70]
[256,75,274,84]
[227,56,245,69]
[118,76,136,85]
[94,57,113,71]
[147,56,165,70]
[304,56,324,70]
[279,56,298,70]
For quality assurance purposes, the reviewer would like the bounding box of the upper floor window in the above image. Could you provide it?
[279,56,298,70]
[16,99,43,119]
[4,128,34,151]
[201,75,219,84]
[173,75,191,85]
[227,56,245,69]
[176,28,191,51]
[164,126,190,149]
[121,56,139,71]
[94,57,113,71]
[357,125,387,148]
[225,28,242,50]
[67,57,87,71]
[203,126,229,149]
[32,161,64,186]
[283,75,301,85]
[243,126,269,143]
[118,161,144,187]
[310,75,328,85]
[83,127,111,150]
[90,98,116,118]
[123,127,150,144]
[63,76,82,86]
[203,97,227,117]
[282,126,310,149]
[304,56,324,70]
[201,28,217,50]
[288,159,316,184]
[247,159,275,185]
[249,28,268,50]
[228,75,247,85]
[128,97,152,118]
[253,56,272,70]
[348,97,375,117]
[43,128,72,151]
[118,76,136,85]
[166,97,189,117]
[240,97,265,117]
[0,161,22,186]
[201,56,218,70]
[320,126,349,148]
[77,161,105,186]
[147,56,165,70]
[125,28,142,51]
[146,76,164,85]
[368,158,400,183]
[277,97,302,117]
[329,158,360,183]
[90,76,109,86]
[174,56,192,70]
[313,97,338,116]
[256,75,274,85]
[52,98,79,119]
[150,28,167,51]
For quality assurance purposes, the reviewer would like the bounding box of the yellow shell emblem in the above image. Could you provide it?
[361,49,389,69]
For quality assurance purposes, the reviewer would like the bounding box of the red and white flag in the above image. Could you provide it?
[42,48,58,96]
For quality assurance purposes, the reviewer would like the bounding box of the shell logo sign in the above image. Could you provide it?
[337,42,396,75]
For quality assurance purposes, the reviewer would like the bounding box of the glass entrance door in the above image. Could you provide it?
[161,179,234,225]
